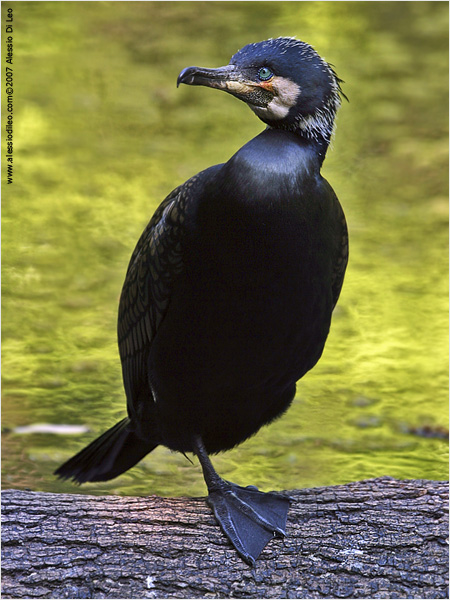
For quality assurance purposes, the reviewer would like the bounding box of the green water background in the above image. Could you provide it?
[2,1,448,497]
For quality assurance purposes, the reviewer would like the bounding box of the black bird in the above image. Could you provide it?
[56,37,348,565]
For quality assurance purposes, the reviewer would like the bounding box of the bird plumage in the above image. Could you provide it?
[56,37,348,565]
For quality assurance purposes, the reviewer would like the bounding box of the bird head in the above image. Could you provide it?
[177,37,345,146]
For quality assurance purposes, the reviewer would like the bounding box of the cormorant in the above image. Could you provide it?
[55,37,348,566]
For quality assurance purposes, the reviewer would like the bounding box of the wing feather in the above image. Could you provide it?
[117,184,188,405]
[331,205,348,309]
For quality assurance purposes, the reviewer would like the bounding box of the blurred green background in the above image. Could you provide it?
[2,1,448,497]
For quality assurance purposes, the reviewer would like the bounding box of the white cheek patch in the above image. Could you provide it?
[251,76,301,120]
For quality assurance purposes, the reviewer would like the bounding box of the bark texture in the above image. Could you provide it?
[1,477,448,599]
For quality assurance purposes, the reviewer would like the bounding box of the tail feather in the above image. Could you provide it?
[54,417,158,484]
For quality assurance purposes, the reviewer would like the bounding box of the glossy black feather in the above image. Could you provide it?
[143,129,347,454]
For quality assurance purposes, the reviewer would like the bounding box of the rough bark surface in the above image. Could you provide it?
[1,477,448,599]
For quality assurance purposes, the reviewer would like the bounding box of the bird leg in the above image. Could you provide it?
[192,434,290,566]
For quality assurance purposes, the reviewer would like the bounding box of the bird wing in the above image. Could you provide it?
[331,201,348,310]
[117,183,188,405]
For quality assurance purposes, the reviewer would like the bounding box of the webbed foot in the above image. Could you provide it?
[192,435,290,566]
[207,481,290,565]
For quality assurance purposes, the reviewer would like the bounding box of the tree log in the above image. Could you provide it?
[1,477,448,599]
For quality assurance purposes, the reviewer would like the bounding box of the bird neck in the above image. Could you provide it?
[261,91,339,166]
[266,124,330,167]
[214,128,322,208]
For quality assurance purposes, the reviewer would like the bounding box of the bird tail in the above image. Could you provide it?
[54,417,158,484]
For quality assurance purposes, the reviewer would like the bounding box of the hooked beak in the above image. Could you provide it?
[177,64,273,108]
[177,65,238,89]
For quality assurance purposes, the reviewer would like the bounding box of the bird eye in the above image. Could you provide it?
[258,67,273,81]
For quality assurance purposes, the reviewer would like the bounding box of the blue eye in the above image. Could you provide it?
[258,67,273,81]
